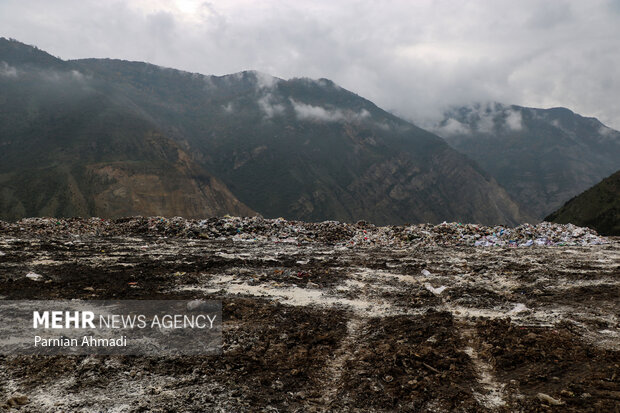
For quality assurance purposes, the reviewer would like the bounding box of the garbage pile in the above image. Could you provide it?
[0,216,610,247]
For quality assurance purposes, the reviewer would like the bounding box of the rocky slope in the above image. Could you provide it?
[0,38,531,225]
[0,38,255,220]
[435,103,620,219]
[546,170,620,236]
[69,58,530,225]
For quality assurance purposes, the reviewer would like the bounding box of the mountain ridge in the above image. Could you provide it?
[0,38,256,220]
[1,38,530,225]
[434,102,620,219]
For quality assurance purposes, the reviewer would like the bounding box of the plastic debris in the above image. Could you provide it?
[508,303,528,315]
[537,393,564,406]
[25,272,43,281]
[425,284,447,295]
[421,269,432,276]
[0,217,609,248]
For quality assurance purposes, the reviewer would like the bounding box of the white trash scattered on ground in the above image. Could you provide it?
[508,303,528,315]
[0,217,610,247]
[25,272,43,281]
[424,283,447,295]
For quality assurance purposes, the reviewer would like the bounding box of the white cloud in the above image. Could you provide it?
[0,61,18,77]
[222,102,234,113]
[290,99,369,122]
[39,68,90,85]
[257,93,285,118]
[505,109,523,131]
[434,103,525,136]
[435,118,471,136]
[251,70,280,89]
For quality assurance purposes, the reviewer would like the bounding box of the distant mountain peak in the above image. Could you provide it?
[435,102,620,219]
[0,37,64,69]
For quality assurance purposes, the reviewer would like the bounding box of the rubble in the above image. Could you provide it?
[0,216,610,247]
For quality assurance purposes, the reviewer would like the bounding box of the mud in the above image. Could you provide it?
[0,220,618,412]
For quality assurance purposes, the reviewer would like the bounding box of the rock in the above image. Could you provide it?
[537,392,564,405]
[4,394,29,408]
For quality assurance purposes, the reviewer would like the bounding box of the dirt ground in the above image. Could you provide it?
[0,220,618,412]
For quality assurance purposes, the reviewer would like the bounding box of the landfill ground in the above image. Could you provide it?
[0,217,619,412]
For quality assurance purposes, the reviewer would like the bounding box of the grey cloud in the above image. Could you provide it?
[2,0,620,129]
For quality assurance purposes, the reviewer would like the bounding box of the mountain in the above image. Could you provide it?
[68,60,530,225]
[545,170,620,236]
[0,38,255,220]
[0,38,529,225]
[434,102,620,219]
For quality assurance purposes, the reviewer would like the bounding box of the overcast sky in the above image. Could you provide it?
[2,0,619,128]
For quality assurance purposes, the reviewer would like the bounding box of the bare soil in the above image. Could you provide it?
[0,222,618,412]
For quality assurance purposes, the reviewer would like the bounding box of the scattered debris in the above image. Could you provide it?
[0,217,617,412]
[0,217,609,247]
[537,392,564,405]
[25,272,43,281]
[424,283,447,295]
[508,303,528,315]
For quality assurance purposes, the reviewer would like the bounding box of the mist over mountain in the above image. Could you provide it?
[1,38,529,224]
[546,170,620,236]
[434,102,620,219]
[0,38,255,220]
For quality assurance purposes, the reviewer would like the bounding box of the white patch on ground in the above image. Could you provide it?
[460,328,507,409]
[319,317,366,407]
[351,268,419,284]
[25,272,43,281]
[425,283,447,295]
[226,282,391,314]
[508,303,528,314]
